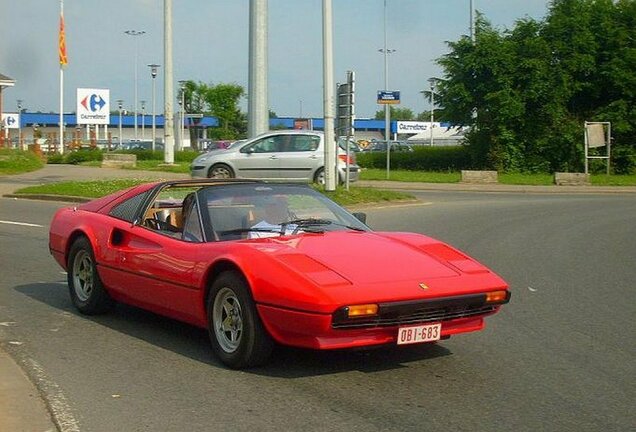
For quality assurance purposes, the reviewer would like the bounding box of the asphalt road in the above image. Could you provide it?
[0,191,634,432]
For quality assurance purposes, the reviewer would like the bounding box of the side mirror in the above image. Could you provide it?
[241,146,254,154]
[352,212,367,224]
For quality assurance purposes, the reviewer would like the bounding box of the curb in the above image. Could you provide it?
[356,180,636,194]
[3,193,92,203]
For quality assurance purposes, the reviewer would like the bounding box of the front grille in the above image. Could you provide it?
[332,293,499,329]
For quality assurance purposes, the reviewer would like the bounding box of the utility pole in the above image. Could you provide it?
[322,0,336,191]
[124,30,145,140]
[248,0,269,137]
[148,64,160,151]
[164,0,175,164]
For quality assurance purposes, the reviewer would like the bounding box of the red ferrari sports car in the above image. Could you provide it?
[49,179,510,368]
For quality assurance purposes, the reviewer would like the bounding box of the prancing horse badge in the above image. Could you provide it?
[419,283,429,290]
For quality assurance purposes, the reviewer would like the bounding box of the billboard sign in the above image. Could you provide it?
[377,90,400,105]
[1,113,20,129]
[76,88,110,125]
[397,121,441,134]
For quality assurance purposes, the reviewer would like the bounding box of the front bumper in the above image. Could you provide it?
[191,164,208,178]
[257,303,499,350]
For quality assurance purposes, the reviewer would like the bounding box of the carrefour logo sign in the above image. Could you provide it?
[76,88,110,125]
[397,121,440,134]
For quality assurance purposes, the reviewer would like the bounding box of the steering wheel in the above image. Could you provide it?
[144,218,181,233]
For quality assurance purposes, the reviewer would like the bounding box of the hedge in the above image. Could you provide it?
[356,146,473,171]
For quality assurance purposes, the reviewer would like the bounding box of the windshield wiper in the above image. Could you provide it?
[219,226,324,236]
[281,218,366,232]
[283,218,333,227]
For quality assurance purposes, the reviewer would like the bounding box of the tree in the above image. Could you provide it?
[434,1,636,173]
[373,107,416,121]
[183,81,247,148]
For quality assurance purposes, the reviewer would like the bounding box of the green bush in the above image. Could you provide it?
[356,146,472,171]
[112,149,199,162]
[64,149,103,165]
[46,153,65,164]
[175,150,200,163]
[611,146,635,174]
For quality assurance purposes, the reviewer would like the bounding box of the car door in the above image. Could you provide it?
[232,136,282,179]
[274,134,322,181]
[107,224,202,324]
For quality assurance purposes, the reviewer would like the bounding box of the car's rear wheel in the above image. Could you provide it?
[314,167,325,185]
[207,271,273,369]
[314,167,343,185]
[67,237,114,315]
[208,164,234,179]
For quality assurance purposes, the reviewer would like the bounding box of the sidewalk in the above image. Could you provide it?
[0,348,56,432]
[0,164,188,197]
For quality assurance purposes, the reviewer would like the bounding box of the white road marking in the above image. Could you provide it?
[371,201,433,210]
[528,286,538,292]
[26,358,82,432]
[0,322,17,327]
[0,219,44,228]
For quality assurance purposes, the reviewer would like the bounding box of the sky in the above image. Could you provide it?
[0,0,549,119]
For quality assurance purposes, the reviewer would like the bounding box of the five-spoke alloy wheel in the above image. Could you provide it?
[207,271,273,369]
[67,237,114,315]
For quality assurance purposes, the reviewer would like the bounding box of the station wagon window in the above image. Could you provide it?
[243,136,280,153]
[286,135,320,152]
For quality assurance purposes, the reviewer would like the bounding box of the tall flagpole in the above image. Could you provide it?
[59,0,66,154]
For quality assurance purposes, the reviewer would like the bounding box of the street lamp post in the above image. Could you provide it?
[428,78,435,147]
[379,0,395,179]
[178,80,186,150]
[16,99,23,149]
[117,99,124,147]
[140,100,146,140]
[148,64,160,151]
[124,30,145,141]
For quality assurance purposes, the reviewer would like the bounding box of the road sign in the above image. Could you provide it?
[337,72,355,136]
[76,88,110,125]
[377,91,400,105]
[1,113,20,129]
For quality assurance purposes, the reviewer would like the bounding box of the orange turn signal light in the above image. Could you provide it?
[347,304,379,318]
[485,290,508,303]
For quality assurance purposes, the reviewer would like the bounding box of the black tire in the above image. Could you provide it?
[67,237,114,315]
[314,167,343,185]
[313,167,325,185]
[208,163,235,179]
[207,271,273,369]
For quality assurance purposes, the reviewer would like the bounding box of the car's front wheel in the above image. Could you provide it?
[207,271,273,369]
[67,237,114,315]
[208,164,235,179]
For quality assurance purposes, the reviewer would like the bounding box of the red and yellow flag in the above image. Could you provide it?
[59,12,68,66]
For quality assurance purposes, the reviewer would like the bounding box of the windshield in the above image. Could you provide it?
[197,183,369,241]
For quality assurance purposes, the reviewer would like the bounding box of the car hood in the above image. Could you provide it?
[241,231,507,311]
[250,231,466,284]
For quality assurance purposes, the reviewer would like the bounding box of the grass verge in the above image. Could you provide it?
[0,149,44,175]
[15,179,414,206]
[15,179,154,199]
[360,168,461,183]
[361,168,636,186]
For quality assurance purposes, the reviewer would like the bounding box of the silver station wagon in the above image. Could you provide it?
[190,130,360,184]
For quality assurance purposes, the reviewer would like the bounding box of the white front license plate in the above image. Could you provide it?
[397,323,442,345]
